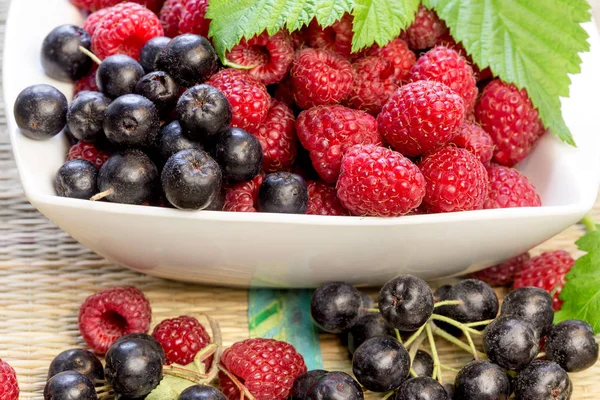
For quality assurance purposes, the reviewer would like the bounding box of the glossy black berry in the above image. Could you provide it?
[395,376,449,400]
[135,71,181,114]
[445,279,498,325]
[47,349,104,382]
[310,282,362,333]
[352,336,410,392]
[347,313,395,355]
[306,371,364,400]
[156,34,218,87]
[104,94,160,149]
[454,360,510,400]
[546,319,599,372]
[433,285,452,302]
[443,383,454,399]
[98,150,158,204]
[14,84,67,140]
[360,293,375,310]
[44,371,97,400]
[258,172,308,214]
[113,333,166,364]
[500,287,554,336]
[161,149,222,210]
[432,284,461,336]
[378,275,434,332]
[105,334,165,398]
[215,128,263,182]
[483,316,539,371]
[54,160,98,199]
[139,36,171,73]
[157,120,203,162]
[291,370,328,400]
[412,350,434,378]
[514,360,572,400]
[41,24,92,82]
[178,384,227,400]
[97,54,145,99]
[176,85,232,142]
[67,91,111,142]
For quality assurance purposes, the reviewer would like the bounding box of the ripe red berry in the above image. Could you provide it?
[0,359,19,400]
[366,38,416,84]
[290,29,308,50]
[78,286,152,354]
[296,105,381,183]
[337,144,425,217]
[152,316,212,366]
[70,0,162,13]
[344,56,398,115]
[451,122,495,165]
[377,80,464,157]
[404,6,449,50]
[419,146,488,213]
[513,250,575,311]
[73,66,99,96]
[273,76,294,107]
[67,142,111,169]
[485,165,542,209]
[475,79,545,167]
[159,0,185,37]
[470,253,531,287]
[223,175,263,213]
[219,338,307,400]
[290,48,353,109]
[307,180,349,216]
[178,0,211,37]
[83,8,111,36]
[307,14,353,58]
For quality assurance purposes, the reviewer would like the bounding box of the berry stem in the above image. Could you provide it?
[464,330,479,360]
[581,214,597,232]
[218,365,257,400]
[430,314,483,335]
[537,352,546,359]
[381,391,395,400]
[79,46,102,65]
[464,319,494,328]
[404,323,426,348]
[434,300,462,308]
[90,188,114,201]
[193,343,218,372]
[163,364,209,383]
[408,331,426,363]
[425,323,443,384]
[432,325,487,359]
[439,364,460,373]
[364,308,380,313]
[395,328,404,345]
[409,367,419,378]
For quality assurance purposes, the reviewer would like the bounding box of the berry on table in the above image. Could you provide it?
[347,313,395,355]
[135,71,181,114]
[156,120,203,163]
[139,36,171,74]
[545,320,599,372]
[500,287,554,336]
[14,84,68,140]
[310,282,362,334]
[307,181,349,216]
[470,253,531,287]
[483,316,540,371]
[0,359,19,400]
[96,54,145,99]
[484,164,542,209]
[445,279,499,325]
[258,172,308,214]
[55,160,98,200]
[44,371,97,400]
[103,94,160,149]
[215,128,263,183]
[305,371,364,400]
[378,275,434,332]
[67,141,111,169]
[41,24,93,82]
[48,349,104,382]
[176,84,232,143]
[157,34,218,88]
[179,385,227,400]
[411,350,434,378]
[352,336,410,392]
[514,360,572,400]
[67,91,111,142]
[395,376,449,400]
[365,38,416,84]
[223,175,263,213]
[404,6,449,50]
[344,56,398,115]
[454,360,510,400]
[290,370,328,400]
[307,14,354,58]
[451,122,495,166]
[152,315,212,366]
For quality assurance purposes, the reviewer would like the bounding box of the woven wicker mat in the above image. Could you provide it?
[1,2,600,400]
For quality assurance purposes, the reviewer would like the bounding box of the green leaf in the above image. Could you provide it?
[146,373,195,400]
[351,0,420,52]
[422,0,591,145]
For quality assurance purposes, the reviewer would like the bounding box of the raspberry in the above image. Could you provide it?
[91,2,164,60]
[337,144,425,217]
[377,80,464,157]
[366,38,416,84]
[247,100,297,172]
[83,8,111,36]
[434,34,493,82]
[219,338,306,400]
[159,0,185,37]
[475,79,545,167]
[344,56,398,115]
[226,31,294,85]
[451,122,495,165]
[67,141,111,169]
[307,180,349,216]
[152,316,211,366]
[404,6,449,50]
[513,250,575,311]
[70,0,162,13]
[273,77,294,107]
[307,14,353,58]
[223,175,263,212]
[470,253,531,287]
[419,146,488,213]
[484,164,542,209]
[208,69,271,130]
[290,48,353,109]
[410,46,478,113]
[290,29,308,50]
[73,66,99,96]
[178,0,211,37]
[0,360,18,400]
[78,286,152,354]
[296,105,381,183]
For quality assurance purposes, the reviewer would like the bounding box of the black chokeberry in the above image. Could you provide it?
[545,319,599,372]
[44,371,97,400]
[395,376,449,400]
[48,349,104,382]
[500,287,554,336]
[433,285,452,302]
[139,36,171,74]
[98,150,158,204]
[178,384,227,400]
[514,360,572,400]
[104,94,160,149]
[483,316,539,371]
[67,91,111,142]
[215,128,263,182]
[41,24,92,82]
[433,284,461,337]
[347,313,395,355]
[378,275,434,332]
[134,71,181,114]
[161,149,222,210]
[352,336,410,392]
[113,333,166,364]
[310,282,362,334]
[97,54,145,99]
[360,293,375,310]
[291,370,329,400]
[54,159,98,199]
[14,84,68,140]
[156,34,218,87]
[157,120,203,162]
[258,172,308,214]
[454,360,510,400]
[176,84,232,142]
[445,279,498,326]
[306,371,364,400]
[412,350,434,378]
[205,189,225,211]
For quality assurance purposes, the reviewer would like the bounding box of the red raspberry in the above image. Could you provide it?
[296,105,381,183]
[484,164,541,209]
[434,34,493,82]
[513,250,575,311]
[307,14,353,58]
[226,31,294,85]
[470,253,531,287]
[223,175,263,212]
[0,360,18,400]
[404,6,449,50]
[307,180,349,216]
[91,2,164,60]
[337,144,425,217]
[410,46,478,113]
[290,29,308,50]
[247,100,297,172]
[377,80,464,157]
[451,122,495,165]
[208,69,271,130]
[152,316,211,366]
[78,286,152,354]
[475,79,545,167]
[290,48,353,109]
[178,0,210,37]
[67,142,111,169]
[219,338,306,400]
[366,38,416,84]
[273,77,294,107]
[344,56,398,115]
[419,146,488,213]
[159,0,185,37]
[73,66,99,96]
[70,0,163,13]
[83,8,111,36]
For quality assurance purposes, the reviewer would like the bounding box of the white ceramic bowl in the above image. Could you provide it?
[5,0,600,287]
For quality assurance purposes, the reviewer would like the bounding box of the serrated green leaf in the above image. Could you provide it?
[146,373,195,400]
[422,0,591,145]
[314,0,354,27]
[351,0,419,52]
